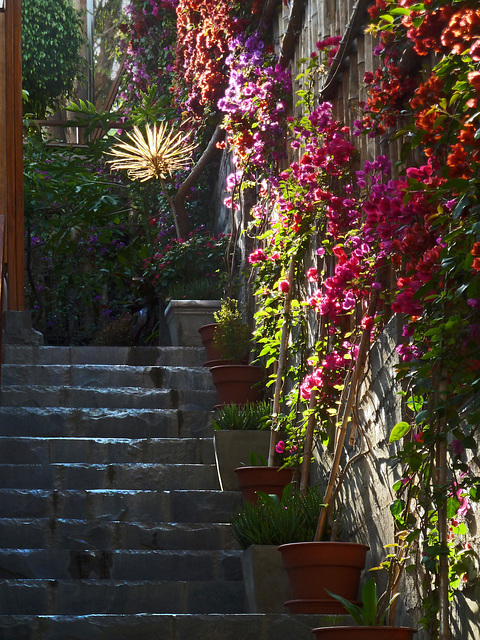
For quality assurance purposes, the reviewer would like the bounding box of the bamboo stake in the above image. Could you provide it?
[269,261,296,466]
[300,389,317,493]
[314,291,378,541]
[437,370,450,640]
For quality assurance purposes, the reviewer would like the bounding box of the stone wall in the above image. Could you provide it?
[212,4,480,634]
[311,314,480,638]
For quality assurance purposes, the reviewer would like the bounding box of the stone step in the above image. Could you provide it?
[2,364,215,390]
[0,463,220,490]
[2,345,208,367]
[0,549,242,581]
[1,385,217,410]
[0,437,215,464]
[0,519,239,551]
[0,489,243,522]
[0,579,247,614]
[0,613,328,640]
[0,408,214,438]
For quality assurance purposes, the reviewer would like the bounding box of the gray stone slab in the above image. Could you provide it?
[0,579,247,614]
[0,463,220,491]
[0,489,241,522]
[0,549,242,581]
[0,408,214,438]
[2,364,215,391]
[0,614,339,640]
[0,437,215,465]
[1,385,216,410]
[0,519,239,551]
[2,346,207,367]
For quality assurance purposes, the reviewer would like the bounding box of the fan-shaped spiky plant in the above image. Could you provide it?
[107,122,197,182]
[107,122,197,237]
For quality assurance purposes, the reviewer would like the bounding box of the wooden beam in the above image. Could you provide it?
[4,0,24,311]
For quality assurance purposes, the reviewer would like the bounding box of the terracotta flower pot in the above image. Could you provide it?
[198,323,222,367]
[210,364,263,405]
[312,627,416,640]
[234,465,294,503]
[278,541,369,614]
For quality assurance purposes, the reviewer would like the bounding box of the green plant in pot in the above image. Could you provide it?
[311,579,416,639]
[231,483,328,614]
[213,297,252,363]
[167,277,223,302]
[209,298,264,405]
[212,401,272,491]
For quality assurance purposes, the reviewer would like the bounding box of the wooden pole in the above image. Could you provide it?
[300,389,317,493]
[315,291,378,541]
[437,370,450,640]
[268,260,296,466]
[2,0,25,311]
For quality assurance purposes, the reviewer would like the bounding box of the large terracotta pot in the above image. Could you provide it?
[210,364,263,406]
[278,541,369,614]
[234,465,294,503]
[312,627,416,639]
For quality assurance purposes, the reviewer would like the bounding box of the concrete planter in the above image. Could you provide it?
[242,545,292,613]
[165,300,221,346]
[213,429,271,490]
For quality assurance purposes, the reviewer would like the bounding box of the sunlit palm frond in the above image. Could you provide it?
[107,123,198,182]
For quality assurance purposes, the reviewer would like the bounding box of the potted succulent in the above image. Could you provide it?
[212,401,272,490]
[208,298,264,405]
[312,578,416,639]
[231,483,328,614]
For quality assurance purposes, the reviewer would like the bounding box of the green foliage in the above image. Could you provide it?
[327,578,399,627]
[23,134,141,344]
[22,0,86,117]
[144,231,230,298]
[211,401,271,431]
[213,298,252,362]
[231,483,326,549]
[166,278,223,301]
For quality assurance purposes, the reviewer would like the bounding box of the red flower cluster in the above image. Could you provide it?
[173,0,260,119]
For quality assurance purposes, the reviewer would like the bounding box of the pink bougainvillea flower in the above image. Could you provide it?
[342,291,356,311]
[307,267,319,282]
[275,440,285,454]
[248,248,267,264]
[278,279,290,293]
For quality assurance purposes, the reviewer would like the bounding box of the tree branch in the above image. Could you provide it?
[174,125,225,238]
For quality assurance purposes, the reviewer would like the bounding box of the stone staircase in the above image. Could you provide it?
[0,345,322,639]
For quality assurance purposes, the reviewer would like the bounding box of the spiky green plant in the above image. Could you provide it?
[231,483,326,549]
[107,122,197,238]
[212,401,272,431]
[107,123,197,182]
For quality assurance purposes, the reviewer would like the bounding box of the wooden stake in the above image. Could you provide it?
[300,389,317,493]
[437,370,450,640]
[315,291,378,541]
[269,261,296,466]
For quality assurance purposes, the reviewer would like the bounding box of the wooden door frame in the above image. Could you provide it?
[0,0,24,312]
